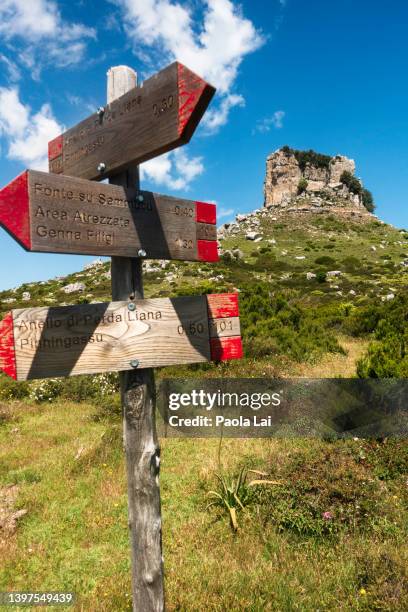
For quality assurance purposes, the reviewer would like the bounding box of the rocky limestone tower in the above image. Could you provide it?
[264,147,370,212]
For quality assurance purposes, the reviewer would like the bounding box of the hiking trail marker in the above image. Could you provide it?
[48,62,215,181]
[0,61,242,612]
[0,170,218,261]
[0,294,242,380]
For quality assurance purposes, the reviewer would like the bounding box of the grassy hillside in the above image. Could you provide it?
[1,209,407,380]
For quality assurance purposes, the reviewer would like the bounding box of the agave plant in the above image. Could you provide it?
[207,468,283,531]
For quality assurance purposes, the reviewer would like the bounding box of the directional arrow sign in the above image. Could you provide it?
[0,170,218,261]
[0,294,242,380]
[48,62,216,180]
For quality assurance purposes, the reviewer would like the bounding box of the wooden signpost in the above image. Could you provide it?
[48,62,215,181]
[0,60,241,612]
[0,170,218,261]
[0,294,242,380]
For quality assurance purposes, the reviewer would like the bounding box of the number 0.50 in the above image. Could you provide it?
[153,95,174,117]
[177,322,205,335]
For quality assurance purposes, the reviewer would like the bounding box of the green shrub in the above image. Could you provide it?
[297,178,308,194]
[340,170,362,195]
[340,171,375,212]
[315,255,336,266]
[281,146,331,171]
[239,282,343,362]
[316,270,327,283]
[339,302,356,317]
[26,373,121,404]
[29,379,63,403]
[249,445,383,538]
[362,188,375,212]
[343,304,382,336]
[342,256,360,272]
[356,293,408,377]
[60,373,119,403]
[0,375,30,401]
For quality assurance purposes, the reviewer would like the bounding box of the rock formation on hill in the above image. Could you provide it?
[264,146,375,217]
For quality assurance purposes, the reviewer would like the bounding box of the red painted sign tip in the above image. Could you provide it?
[210,337,243,362]
[207,293,239,319]
[177,63,216,139]
[0,313,17,380]
[196,201,216,225]
[48,135,63,161]
[197,240,219,262]
[0,171,31,250]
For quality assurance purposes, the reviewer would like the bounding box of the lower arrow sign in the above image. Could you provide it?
[0,294,242,381]
[0,170,218,262]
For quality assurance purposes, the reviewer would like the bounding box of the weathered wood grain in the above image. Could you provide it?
[48,62,215,181]
[0,294,241,381]
[0,170,218,261]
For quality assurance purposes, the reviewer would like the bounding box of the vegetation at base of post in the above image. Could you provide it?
[0,372,120,410]
[1,404,407,610]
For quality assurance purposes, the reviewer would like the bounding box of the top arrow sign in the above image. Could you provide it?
[48,62,216,181]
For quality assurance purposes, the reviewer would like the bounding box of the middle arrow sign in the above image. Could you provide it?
[0,170,218,262]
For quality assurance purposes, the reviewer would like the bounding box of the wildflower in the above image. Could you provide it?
[359,588,367,596]
[322,511,333,520]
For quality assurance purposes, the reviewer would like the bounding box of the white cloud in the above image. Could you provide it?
[203,93,245,133]
[0,0,58,39]
[140,148,204,191]
[112,0,264,131]
[0,87,62,170]
[0,0,96,72]
[0,54,21,82]
[0,88,29,137]
[218,207,234,220]
[272,110,285,129]
[67,94,97,114]
[253,110,286,133]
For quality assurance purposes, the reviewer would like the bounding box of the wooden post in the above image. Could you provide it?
[108,66,165,612]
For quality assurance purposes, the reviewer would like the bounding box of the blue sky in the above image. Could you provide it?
[0,0,407,290]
